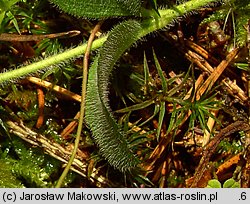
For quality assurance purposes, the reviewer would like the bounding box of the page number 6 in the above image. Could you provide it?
[240,192,246,200]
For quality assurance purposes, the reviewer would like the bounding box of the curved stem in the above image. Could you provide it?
[55,22,103,188]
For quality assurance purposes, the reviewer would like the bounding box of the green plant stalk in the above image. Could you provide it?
[141,0,222,36]
[0,36,107,84]
[0,0,222,85]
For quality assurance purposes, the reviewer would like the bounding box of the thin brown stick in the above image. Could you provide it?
[185,39,219,65]
[36,88,45,129]
[216,153,241,176]
[185,40,247,103]
[0,30,80,41]
[222,78,248,102]
[196,48,240,99]
[27,76,81,102]
[185,50,214,73]
[190,121,249,187]
[60,112,80,139]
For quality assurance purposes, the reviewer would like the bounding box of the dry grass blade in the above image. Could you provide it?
[60,112,80,139]
[196,48,240,99]
[185,40,218,65]
[185,40,247,103]
[0,30,81,41]
[216,153,241,176]
[202,109,219,146]
[27,76,81,102]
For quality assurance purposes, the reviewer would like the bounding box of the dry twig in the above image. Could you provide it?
[190,121,249,187]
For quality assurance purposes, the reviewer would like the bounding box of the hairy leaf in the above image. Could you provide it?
[85,20,143,172]
[50,0,142,19]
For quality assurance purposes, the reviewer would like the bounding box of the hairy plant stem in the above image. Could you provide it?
[0,36,107,84]
[55,22,102,188]
[0,0,221,84]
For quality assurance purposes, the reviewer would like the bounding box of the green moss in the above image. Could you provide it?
[0,159,24,188]
[0,136,67,187]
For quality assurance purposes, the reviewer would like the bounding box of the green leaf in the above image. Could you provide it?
[206,179,222,188]
[153,49,168,94]
[0,0,20,11]
[166,103,178,134]
[85,20,143,172]
[223,178,240,188]
[149,0,160,16]
[0,118,9,137]
[0,11,5,27]
[197,107,210,131]
[6,11,21,34]
[156,101,165,140]
[133,173,154,187]
[127,131,151,148]
[115,98,155,113]
[234,63,249,71]
[86,57,140,172]
[0,0,20,28]
[49,0,142,19]
[167,71,189,96]
[143,52,152,95]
